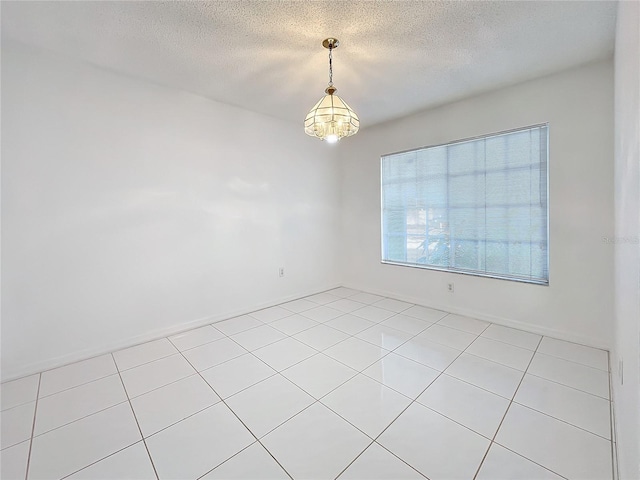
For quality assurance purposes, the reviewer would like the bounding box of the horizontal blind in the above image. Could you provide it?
[381,124,549,284]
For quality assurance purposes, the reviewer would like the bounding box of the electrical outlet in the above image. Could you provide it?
[279,267,285,278]
[447,282,454,293]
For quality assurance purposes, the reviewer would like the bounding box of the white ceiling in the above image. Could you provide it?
[1,1,617,128]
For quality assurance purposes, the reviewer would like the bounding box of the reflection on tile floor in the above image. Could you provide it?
[1,287,614,479]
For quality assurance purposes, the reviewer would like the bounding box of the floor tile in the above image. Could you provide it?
[476,443,563,480]
[1,401,35,449]
[380,314,433,335]
[515,373,611,438]
[120,354,195,398]
[325,314,376,335]
[466,336,535,371]
[248,306,292,323]
[131,374,220,437]
[537,337,609,371]
[322,374,411,437]
[305,292,341,305]
[360,325,414,352]
[339,442,423,479]
[327,287,361,298]
[202,442,289,479]
[401,305,448,323]
[300,305,344,322]
[528,353,610,399]
[378,402,490,480]
[253,338,317,371]
[363,353,440,398]
[1,374,39,411]
[281,354,357,399]
[5,292,617,480]
[324,338,390,371]
[113,339,177,371]
[28,402,141,480]
[495,403,612,480]
[481,324,541,350]
[293,323,349,350]
[269,314,318,335]
[231,325,287,351]
[40,355,117,397]
[372,298,413,313]
[418,324,478,350]
[437,313,490,334]
[351,305,395,322]
[35,374,127,435]
[200,354,276,399]
[417,374,510,438]
[327,298,368,313]
[225,375,314,437]
[0,440,30,480]
[280,298,318,313]
[145,403,253,480]
[445,353,524,399]
[213,315,263,336]
[182,337,247,371]
[262,403,371,480]
[168,326,224,351]
[394,336,460,371]
[67,441,156,479]
[350,292,385,305]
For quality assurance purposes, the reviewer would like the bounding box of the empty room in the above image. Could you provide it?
[1,1,639,479]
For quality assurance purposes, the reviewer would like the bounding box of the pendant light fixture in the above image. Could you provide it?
[304,38,359,143]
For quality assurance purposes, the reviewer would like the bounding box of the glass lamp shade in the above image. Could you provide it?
[304,91,359,142]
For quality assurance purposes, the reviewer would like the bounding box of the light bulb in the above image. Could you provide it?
[325,134,339,144]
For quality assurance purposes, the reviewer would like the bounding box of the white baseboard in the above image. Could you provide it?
[4,282,610,382]
[1,284,341,382]
[342,283,611,352]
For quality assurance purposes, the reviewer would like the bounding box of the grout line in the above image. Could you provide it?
[486,442,570,480]
[321,319,484,478]
[111,353,160,480]
[115,351,179,374]
[361,442,432,480]
[474,334,539,353]
[462,350,530,372]
[185,308,432,473]
[168,338,295,480]
[332,439,378,480]
[507,399,612,441]
[29,399,131,440]
[58,440,146,480]
[532,350,611,373]
[23,373,41,480]
[124,372,201,401]
[524,370,610,400]
[36,371,118,401]
[470,335,542,480]
[470,335,568,480]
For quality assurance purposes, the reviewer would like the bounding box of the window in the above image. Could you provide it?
[381,124,549,285]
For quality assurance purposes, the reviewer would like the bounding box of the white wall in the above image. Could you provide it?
[1,41,341,380]
[612,1,640,478]
[339,60,615,348]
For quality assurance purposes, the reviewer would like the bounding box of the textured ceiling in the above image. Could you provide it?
[1,1,617,128]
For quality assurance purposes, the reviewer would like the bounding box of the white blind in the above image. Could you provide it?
[381,124,549,284]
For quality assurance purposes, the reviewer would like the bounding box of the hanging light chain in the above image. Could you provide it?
[328,42,333,86]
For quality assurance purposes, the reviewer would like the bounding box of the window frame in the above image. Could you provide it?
[380,123,550,286]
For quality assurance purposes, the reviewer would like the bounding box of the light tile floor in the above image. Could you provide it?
[1,287,614,480]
